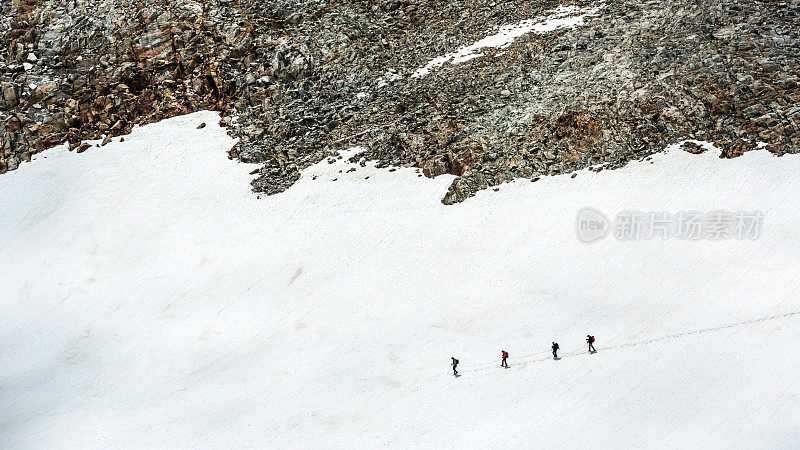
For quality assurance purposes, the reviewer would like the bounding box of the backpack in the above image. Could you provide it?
[453,359,459,365]
[553,343,559,349]
[503,351,508,358]
[589,336,595,343]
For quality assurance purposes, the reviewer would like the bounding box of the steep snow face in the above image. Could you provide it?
[412,4,602,78]
[2,112,800,447]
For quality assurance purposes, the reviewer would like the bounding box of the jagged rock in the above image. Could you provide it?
[1,83,19,108]
[1,0,798,204]
[682,142,706,154]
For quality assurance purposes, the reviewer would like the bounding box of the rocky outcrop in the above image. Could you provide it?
[2,0,798,203]
[0,0,246,172]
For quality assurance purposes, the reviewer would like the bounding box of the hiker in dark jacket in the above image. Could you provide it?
[552,342,559,359]
[501,350,509,368]
[587,335,596,353]
[451,357,459,375]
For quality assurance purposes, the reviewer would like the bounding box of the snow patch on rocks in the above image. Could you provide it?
[412,4,602,78]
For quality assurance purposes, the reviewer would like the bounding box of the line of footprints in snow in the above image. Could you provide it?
[446,310,800,376]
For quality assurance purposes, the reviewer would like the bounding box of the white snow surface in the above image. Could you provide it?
[412,5,601,78]
[2,111,800,448]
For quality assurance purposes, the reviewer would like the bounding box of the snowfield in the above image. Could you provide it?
[2,111,799,448]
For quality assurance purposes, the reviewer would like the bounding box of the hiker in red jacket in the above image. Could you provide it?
[587,335,596,353]
[501,350,509,367]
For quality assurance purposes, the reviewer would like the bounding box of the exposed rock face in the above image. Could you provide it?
[2,0,798,203]
[1,0,245,172]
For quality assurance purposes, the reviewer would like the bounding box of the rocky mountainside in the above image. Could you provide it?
[2,0,798,203]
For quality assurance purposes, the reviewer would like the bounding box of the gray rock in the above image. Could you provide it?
[1,0,798,203]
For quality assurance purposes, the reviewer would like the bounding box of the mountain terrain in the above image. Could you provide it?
[2,0,798,202]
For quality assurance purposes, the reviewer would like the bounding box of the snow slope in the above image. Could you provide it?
[2,111,799,448]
